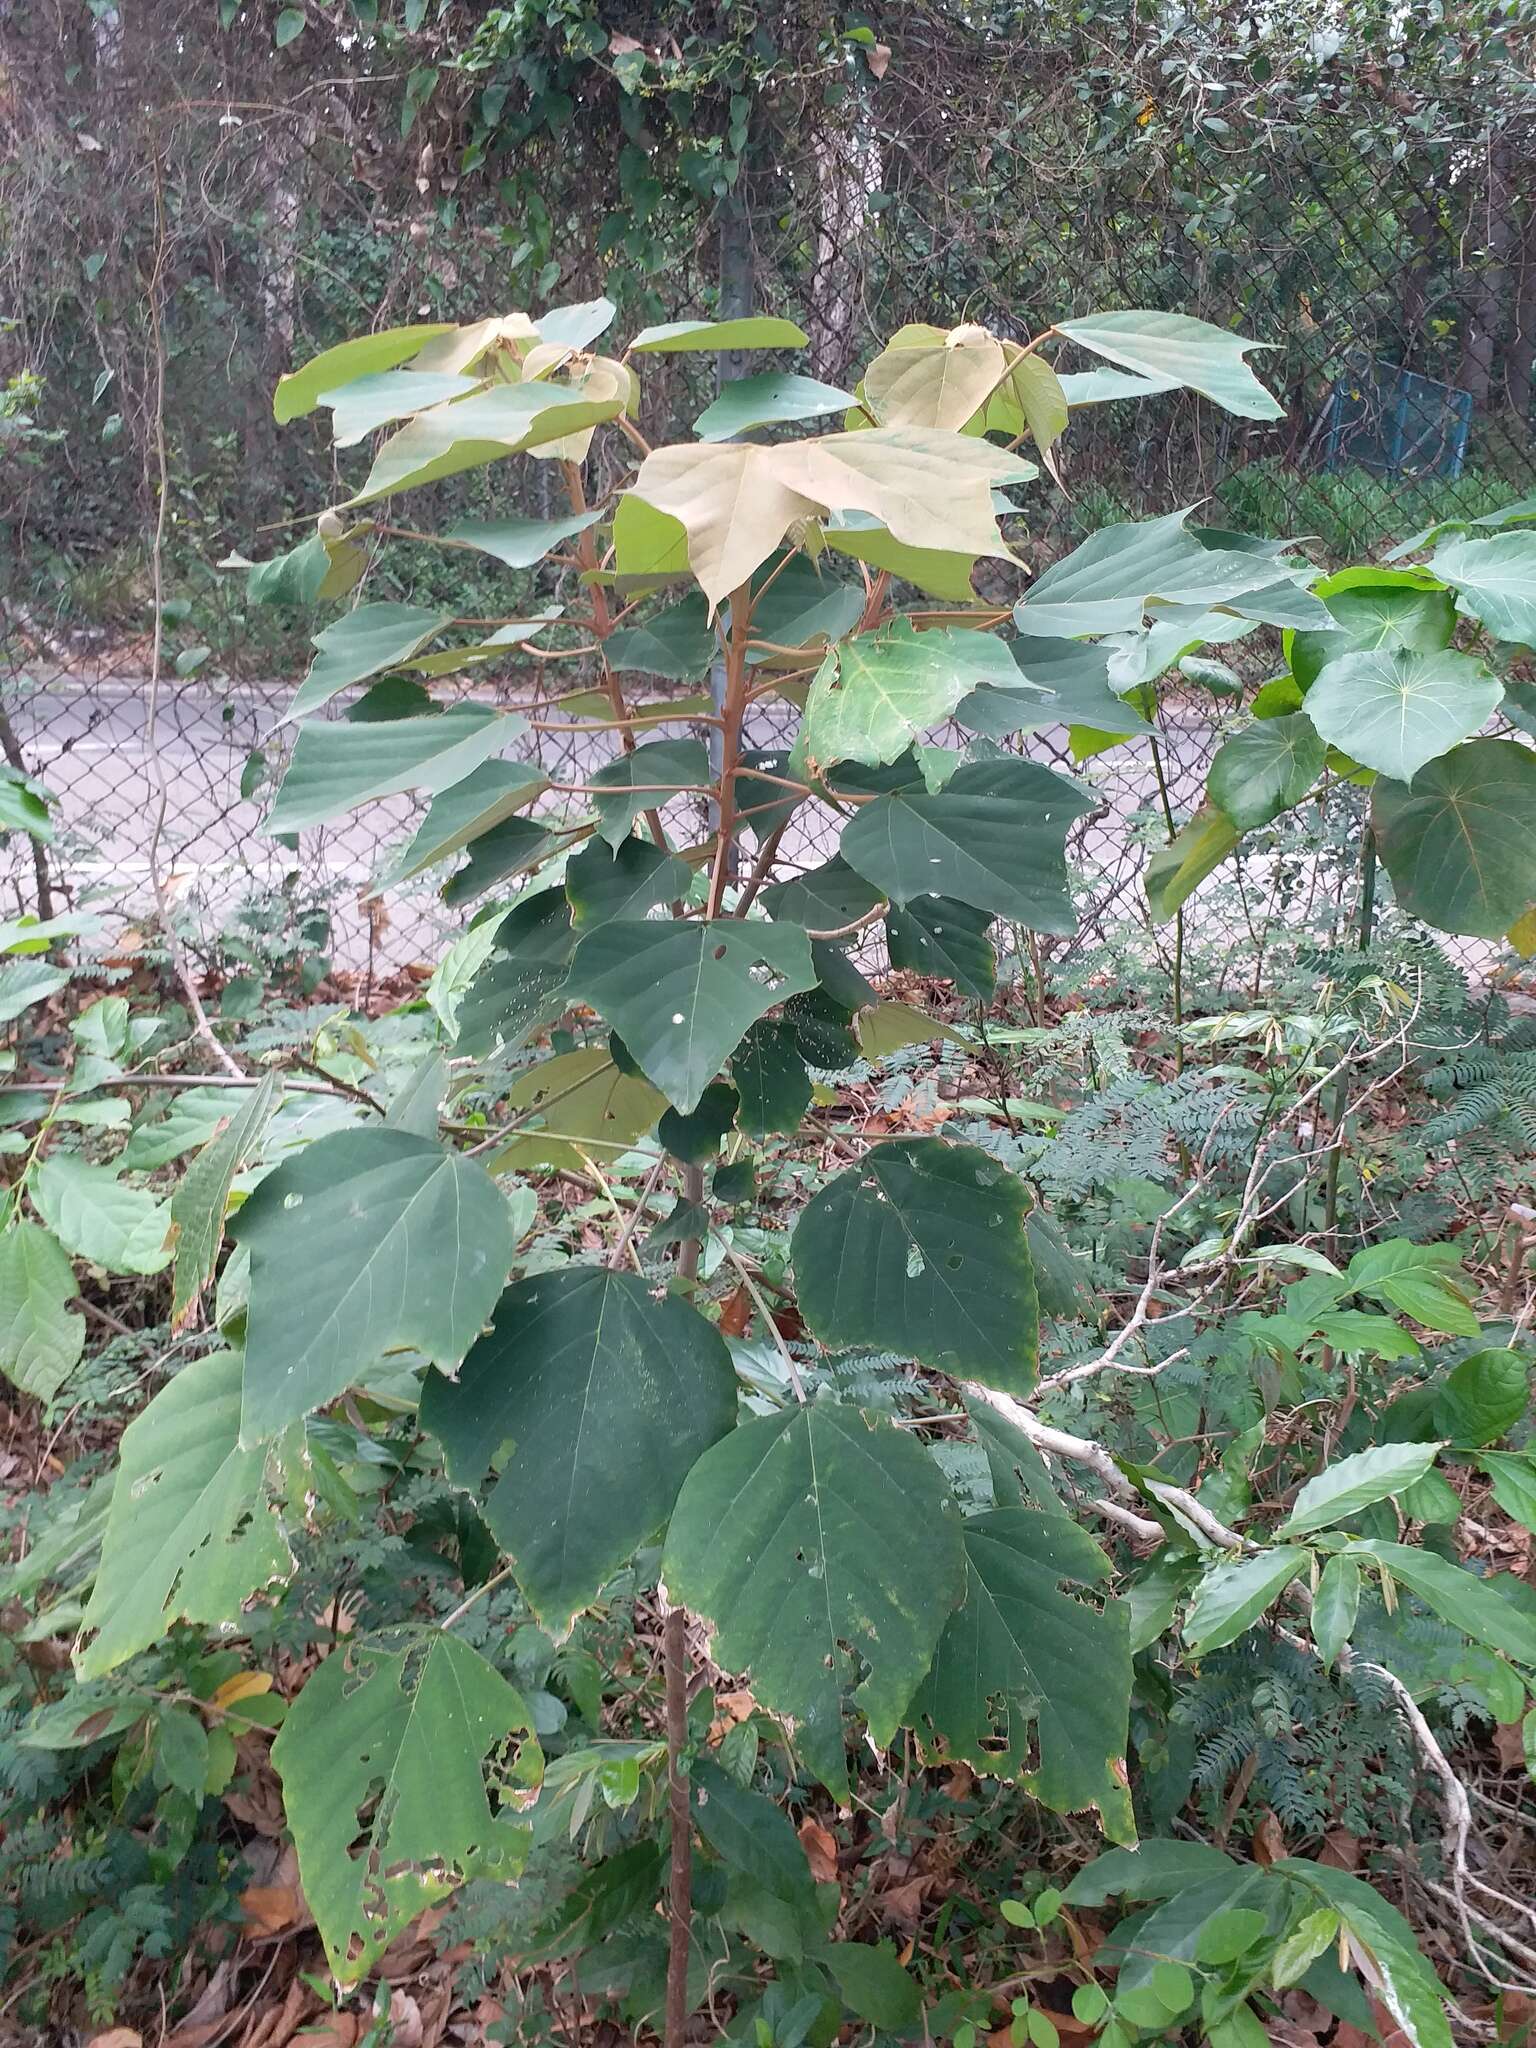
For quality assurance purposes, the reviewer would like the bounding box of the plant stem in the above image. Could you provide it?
[1323,827,1378,1249]
[706,584,753,917]
[663,1601,692,2048]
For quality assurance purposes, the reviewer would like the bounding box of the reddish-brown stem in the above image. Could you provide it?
[663,1600,692,2048]
[707,587,755,918]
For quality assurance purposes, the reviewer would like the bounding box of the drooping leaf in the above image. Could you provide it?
[1145,807,1240,921]
[855,999,967,1061]
[1278,1443,1443,1538]
[271,1631,541,1980]
[588,738,709,848]
[662,1400,966,1796]
[1053,310,1283,421]
[421,1268,736,1632]
[1434,1349,1530,1447]
[907,1508,1133,1838]
[1183,1548,1308,1653]
[566,835,691,926]
[1207,715,1326,830]
[565,918,818,1113]
[1372,739,1536,938]
[274,322,454,422]
[489,1046,665,1173]
[348,384,625,503]
[841,757,1092,934]
[694,372,856,441]
[268,708,521,833]
[444,508,602,567]
[1312,1554,1359,1672]
[247,527,368,607]
[798,622,1016,772]
[375,759,550,887]
[1345,1239,1478,1336]
[442,815,565,907]
[625,445,821,608]
[792,1138,1038,1393]
[982,355,1070,468]
[233,1128,513,1441]
[630,316,809,353]
[731,1021,813,1137]
[0,1221,84,1400]
[605,597,716,680]
[1430,531,1536,649]
[1302,648,1501,784]
[31,1156,170,1276]
[886,896,996,998]
[760,857,884,932]
[76,1349,299,1678]
[170,1072,281,1327]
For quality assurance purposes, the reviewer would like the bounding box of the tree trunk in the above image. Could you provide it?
[1505,189,1536,436]
[1459,136,1516,409]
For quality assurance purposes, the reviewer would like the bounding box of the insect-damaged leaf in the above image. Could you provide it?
[906,1509,1135,1841]
[421,1268,737,1633]
[793,1138,1039,1393]
[271,1630,542,1981]
[662,1400,965,1797]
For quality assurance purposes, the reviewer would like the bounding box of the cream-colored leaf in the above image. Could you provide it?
[627,444,821,607]
[770,428,1028,566]
[410,313,538,374]
[863,333,1006,429]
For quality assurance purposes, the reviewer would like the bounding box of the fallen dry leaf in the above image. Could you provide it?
[240,1884,301,1937]
[1494,1720,1527,1770]
[719,1284,752,1339]
[88,2032,141,2048]
[799,1817,839,1885]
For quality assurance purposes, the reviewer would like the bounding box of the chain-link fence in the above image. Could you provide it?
[2,2,1532,990]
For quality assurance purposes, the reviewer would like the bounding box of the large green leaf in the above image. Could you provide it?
[1287,568,1457,691]
[822,513,981,603]
[1053,311,1282,420]
[291,602,452,717]
[170,1072,281,1327]
[907,1509,1133,1838]
[798,622,1015,772]
[268,708,521,833]
[31,1155,170,1276]
[322,368,481,446]
[76,1349,299,1677]
[421,1267,736,1632]
[1144,806,1240,921]
[1208,715,1326,830]
[694,372,855,441]
[1345,1540,1536,1665]
[1371,739,1536,938]
[1182,1548,1309,1653]
[792,1138,1038,1393]
[1277,1861,1452,2048]
[566,835,691,926]
[489,1046,666,1171]
[451,894,574,1056]
[662,1401,966,1796]
[840,757,1093,934]
[588,738,709,848]
[1278,1443,1443,1538]
[1430,531,1536,648]
[604,597,716,680]
[565,918,818,1113]
[442,815,565,906]
[273,321,453,421]
[271,1631,541,1981]
[731,1020,813,1137]
[742,556,864,663]
[760,857,884,932]
[233,1128,513,1441]
[629,316,808,353]
[444,508,602,566]
[1346,1238,1478,1335]
[0,1221,83,1400]
[1434,1349,1530,1447]
[886,896,996,998]
[375,759,550,886]
[1302,648,1501,783]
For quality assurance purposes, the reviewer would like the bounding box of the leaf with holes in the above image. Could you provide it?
[1372,739,1536,938]
[1053,310,1282,421]
[1207,715,1326,830]
[232,1128,513,1441]
[76,1349,300,1677]
[1303,648,1500,783]
[0,1222,84,1400]
[565,918,818,1113]
[421,1268,736,1633]
[907,1509,1134,1839]
[841,758,1092,934]
[662,1400,965,1796]
[271,1630,541,1981]
[799,622,1017,772]
[793,1138,1038,1393]
[268,709,522,833]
